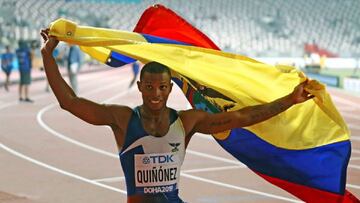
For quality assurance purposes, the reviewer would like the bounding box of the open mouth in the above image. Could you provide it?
[150,99,161,104]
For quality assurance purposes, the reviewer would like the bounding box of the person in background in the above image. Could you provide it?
[67,44,82,93]
[1,45,15,91]
[16,40,33,102]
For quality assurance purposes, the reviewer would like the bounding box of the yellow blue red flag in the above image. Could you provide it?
[48,4,358,202]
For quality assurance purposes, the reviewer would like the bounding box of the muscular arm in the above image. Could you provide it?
[181,82,313,135]
[40,29,130,127]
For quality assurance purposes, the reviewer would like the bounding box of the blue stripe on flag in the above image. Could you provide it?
[106,51,137,67]
[216,128,351,194]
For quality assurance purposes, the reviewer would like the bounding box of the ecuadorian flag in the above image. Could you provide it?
[48,4,359,202]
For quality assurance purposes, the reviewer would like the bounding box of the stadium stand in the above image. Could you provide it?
[0,0,360,57]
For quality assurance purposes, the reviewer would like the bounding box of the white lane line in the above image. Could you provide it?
[182,165,243,173]
[0,71,130,196]
[349,124,360,131]
[332,95,360,109]
[0,94,48,110]
[187,149,245,166]
[347,184,360,190]
[0,69,107,100]
[342,112,360,121]
[93,176,125,183]
[337,106,357,112]
[0,70,120,110]
[0,143,126,194]
[181,173,303,203]
[37,104,118,158]
[37,79,132,159]
[353,149,360,154]
[0,76,132,193]
[349,164,360,170]
[350,136,360,142]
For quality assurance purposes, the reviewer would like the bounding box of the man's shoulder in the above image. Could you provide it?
[178,109,209,136]
[178,109,207,121]
[106,105,134,127]
[179,108,204,115]
[108,104,133,115]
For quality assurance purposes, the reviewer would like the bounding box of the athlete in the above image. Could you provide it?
[41,29,314,203]
[1,45,15,91]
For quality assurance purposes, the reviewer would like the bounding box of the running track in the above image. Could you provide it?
[0,66,359,203]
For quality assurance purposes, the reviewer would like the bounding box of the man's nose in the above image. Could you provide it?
[154,88,161,97]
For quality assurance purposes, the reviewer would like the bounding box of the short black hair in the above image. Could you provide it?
[140,61,171,80]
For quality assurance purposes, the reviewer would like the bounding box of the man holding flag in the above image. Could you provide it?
[41,27,314,203]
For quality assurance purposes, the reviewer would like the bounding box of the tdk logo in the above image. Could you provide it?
[143,155,174,164]
[142,156,151,164]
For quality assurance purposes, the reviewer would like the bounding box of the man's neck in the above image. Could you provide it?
[140,105,168,121]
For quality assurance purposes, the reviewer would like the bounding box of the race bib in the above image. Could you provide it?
[134,153,181,193]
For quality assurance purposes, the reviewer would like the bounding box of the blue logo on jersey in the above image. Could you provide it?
[142,156,151,164]
[147,155,174,164]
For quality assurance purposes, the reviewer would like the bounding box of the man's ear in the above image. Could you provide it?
[137,81,142,92]
[170,82,173,92]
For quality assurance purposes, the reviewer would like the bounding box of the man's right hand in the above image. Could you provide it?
[40,28,59,54]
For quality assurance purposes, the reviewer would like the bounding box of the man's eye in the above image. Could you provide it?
[146,85,152,89]
[160,85,167,90]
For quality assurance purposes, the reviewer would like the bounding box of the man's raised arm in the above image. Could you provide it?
[40,29,130,126]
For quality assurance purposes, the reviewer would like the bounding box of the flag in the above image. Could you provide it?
[48,4,358,202]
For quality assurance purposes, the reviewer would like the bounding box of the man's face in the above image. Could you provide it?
[137,72,173,111]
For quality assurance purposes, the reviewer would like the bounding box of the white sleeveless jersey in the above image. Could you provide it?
[119,107,186,197]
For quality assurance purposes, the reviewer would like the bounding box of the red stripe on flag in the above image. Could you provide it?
[133,4,220,50]
[255,171,359,203]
